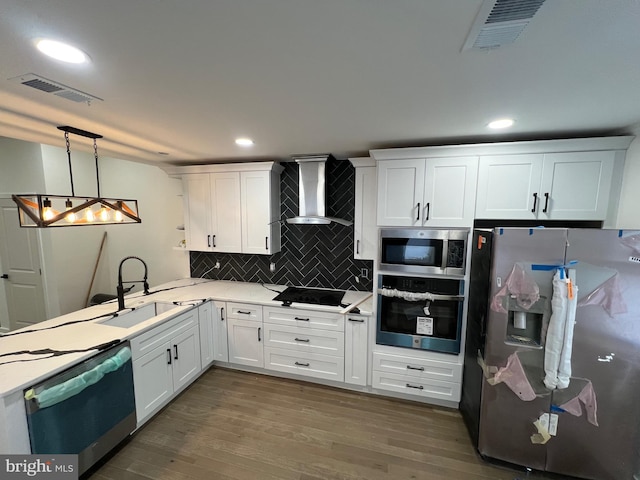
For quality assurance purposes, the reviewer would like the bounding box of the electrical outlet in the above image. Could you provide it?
[360,268,369,279]
[269,262,276,273]
[214,261,221,269]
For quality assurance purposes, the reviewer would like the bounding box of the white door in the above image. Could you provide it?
[475,154,544,219]
[213,301,229,362]
[171,324,202,392]
[210,172,242,253]
[133,342,174,425]
[228,318,264,367]
[540,151,615,220]
[376,159,425,226]
[344,315,369,386]
[182,175,212,251]
[241,171,272,254]
[354,166,377,260]
[423,156,478,227]
[198,301,214,368]
[0,198,47,331]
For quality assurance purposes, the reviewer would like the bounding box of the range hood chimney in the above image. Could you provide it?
[285,154,352,226]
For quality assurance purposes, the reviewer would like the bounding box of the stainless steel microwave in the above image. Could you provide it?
[379,228,469,276]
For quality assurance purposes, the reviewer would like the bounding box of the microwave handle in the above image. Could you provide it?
[441,239,449,271]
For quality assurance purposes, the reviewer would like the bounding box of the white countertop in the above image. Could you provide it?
[0,279,372,397]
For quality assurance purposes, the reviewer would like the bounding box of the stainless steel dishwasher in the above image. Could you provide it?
[24,341,136,475]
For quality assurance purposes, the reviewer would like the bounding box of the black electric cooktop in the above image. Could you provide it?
[273,286,345,307]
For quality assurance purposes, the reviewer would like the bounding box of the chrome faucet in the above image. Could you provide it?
[117,256,150,310]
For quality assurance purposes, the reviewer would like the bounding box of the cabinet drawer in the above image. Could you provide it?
[372,371,461,403]
[372,352,462,383]
[263,324,344,356]
[263,306,343,331]
[131,310,199,359]
[227,302,262,322]
[264,347,344,382]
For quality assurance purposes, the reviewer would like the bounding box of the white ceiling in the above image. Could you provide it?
[1,0,639,165]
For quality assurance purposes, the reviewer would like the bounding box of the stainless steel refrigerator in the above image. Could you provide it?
[461,228,640,480]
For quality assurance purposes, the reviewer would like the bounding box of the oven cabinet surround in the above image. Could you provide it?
[349,157,377,261]
[226,302,264,368]
[372,154,478,228]
[131,308,202,427]
[178,162,283,255]
[371,349,463,403]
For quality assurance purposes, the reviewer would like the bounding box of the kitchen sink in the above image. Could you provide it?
[98,302,181,328]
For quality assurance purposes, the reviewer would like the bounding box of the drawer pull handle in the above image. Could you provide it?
[238,310,251,315]
[406,383,424,390]
[531,193,538,213]
[294,337,310,343]
[167,349,172,365]
[258,327,261,342]
[406,365,425,371]
[174,345,179,360]
[220,307,224,321]
[295,361,310,367]
[212,235,216,248]
[348,318,365,323]
[294,317,310,321]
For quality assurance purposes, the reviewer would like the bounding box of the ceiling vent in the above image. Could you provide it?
[9,73,103,105]
[462,0,546,51]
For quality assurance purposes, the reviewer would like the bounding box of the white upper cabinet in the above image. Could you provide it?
[241,170,281,255]
[476,150,619,221]
[349,157,377,260]
[210,172,242,252]
[179,162,283,254]
[374,154,478,227]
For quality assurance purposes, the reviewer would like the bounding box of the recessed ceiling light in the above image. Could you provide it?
[235,137,254,147]
[35,39,88,64]
[487,118,515,129]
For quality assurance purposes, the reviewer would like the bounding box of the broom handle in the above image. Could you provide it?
[85,232,108,307]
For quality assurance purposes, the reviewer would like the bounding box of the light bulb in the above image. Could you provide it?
[42,198,54,221]
[65,199,76,223]
[99,207,110,222]
[114,210,123,222]
[86,209,95,222]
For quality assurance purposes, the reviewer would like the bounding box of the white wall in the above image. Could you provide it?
[616,127,640,229]
[0,137,189,325]
[39,144,189,314]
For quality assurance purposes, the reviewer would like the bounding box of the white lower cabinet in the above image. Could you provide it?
[264,347,344,382]
[227,302,263,368]
[131,310,202,426]
[344,314,369,386]
[198,301,214,368]
[371,352,462,403]
[262,307,350,384]
[212,301,229,363]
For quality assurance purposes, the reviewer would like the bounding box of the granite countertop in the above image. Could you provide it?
[0,279,373,397]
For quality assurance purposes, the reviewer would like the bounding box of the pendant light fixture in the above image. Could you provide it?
[12,126,141,227]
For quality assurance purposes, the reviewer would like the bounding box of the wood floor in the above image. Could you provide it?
[87,367,565,480]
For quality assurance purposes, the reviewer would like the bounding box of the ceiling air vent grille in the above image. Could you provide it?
[462,0,546,51]
[8,73,103,104]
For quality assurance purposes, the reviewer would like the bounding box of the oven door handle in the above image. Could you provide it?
[431,294,465,302]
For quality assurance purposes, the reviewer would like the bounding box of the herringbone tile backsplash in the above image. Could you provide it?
[190,158,373,291]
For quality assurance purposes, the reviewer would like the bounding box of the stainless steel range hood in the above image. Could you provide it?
[285,155,352,226]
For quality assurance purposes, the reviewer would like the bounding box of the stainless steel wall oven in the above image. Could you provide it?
[376,274,465,354]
